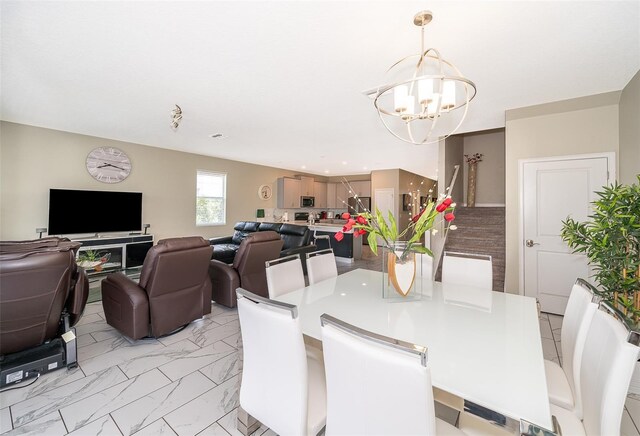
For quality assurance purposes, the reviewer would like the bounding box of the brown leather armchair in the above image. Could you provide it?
[0,237,88,381]
[209,231,283,308]
[102,236,213,340]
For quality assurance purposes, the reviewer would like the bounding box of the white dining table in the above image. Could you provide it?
[273,268,554,432]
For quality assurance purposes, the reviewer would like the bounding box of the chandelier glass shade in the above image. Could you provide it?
[373,11,477,145]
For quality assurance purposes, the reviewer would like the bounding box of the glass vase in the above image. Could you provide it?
[382,241,422,301]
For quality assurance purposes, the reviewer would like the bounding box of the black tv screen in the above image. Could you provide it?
[48,189,142,235]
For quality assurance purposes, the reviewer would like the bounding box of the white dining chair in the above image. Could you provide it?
[544,278,598,417]
[441,251,492,290]
[550,305,639,435]
[265,254,305,298]
[320,313,466,436]
[236,288,326,436]
[306,249,338,285]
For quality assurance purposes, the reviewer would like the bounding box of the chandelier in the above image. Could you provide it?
[371,11,477,145]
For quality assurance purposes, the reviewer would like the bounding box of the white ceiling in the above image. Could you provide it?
[1,1,639,179]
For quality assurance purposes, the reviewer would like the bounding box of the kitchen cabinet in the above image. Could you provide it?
[350,180,371,198]
[327,183,337,208]
[277,177,301,208]
[300,176,314,197]
[314,181,327,208]
[336,183,349,208]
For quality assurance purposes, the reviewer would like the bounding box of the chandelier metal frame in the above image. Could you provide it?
[373,11,477,145]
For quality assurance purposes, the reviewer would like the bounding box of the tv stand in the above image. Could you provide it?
[73,234,153,275]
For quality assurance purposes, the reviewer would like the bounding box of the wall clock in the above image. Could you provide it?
[258,184,272,200]
[86,147,132,183]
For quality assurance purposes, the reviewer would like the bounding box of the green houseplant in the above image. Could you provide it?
[561,175,640,324]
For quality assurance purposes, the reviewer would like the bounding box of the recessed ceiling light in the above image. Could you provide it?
[209,133,224,139]
[324,170,330,173]
[301,165,306,169]
[363,166,368,170]
[342,161,347,165]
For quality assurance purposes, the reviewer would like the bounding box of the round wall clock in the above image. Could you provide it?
[86,147,132,183]
[258,184,272,200]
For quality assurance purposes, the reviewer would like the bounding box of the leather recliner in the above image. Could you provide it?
[0,237,88,375]
[209,231,284,308]
[101,236,213,340]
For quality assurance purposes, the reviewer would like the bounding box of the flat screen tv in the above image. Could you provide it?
[48,189,142,235]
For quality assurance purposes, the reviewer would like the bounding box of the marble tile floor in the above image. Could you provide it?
[1,277,639,434]
[0,302,271,436]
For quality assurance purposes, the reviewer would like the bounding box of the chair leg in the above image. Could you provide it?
[236,407,261,436]
[236,328,261,436]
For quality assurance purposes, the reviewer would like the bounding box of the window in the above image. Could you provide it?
[196,171,226,225]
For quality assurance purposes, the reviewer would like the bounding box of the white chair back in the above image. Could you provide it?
[580,306,639,435]
[320,314,437,435]
[560,278,598,417]
[442,251,492,290]
[306,249,338,285]
[236,288,308,435]
[266,254,305,298]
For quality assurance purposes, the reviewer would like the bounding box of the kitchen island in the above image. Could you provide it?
[308,223,362,262]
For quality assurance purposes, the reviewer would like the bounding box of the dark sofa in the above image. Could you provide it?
[209,221,316,271]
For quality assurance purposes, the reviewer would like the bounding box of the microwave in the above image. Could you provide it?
[300,196,315,207]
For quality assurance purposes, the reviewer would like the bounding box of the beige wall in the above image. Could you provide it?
[0,122,302,241]
[504,94,620,293]
[463,129,505,205]
[619,69,640,185]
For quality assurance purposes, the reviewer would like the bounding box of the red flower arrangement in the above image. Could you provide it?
[334,195,456,257]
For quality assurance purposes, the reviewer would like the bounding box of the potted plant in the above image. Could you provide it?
[77,250,110,272]
[561,175,640,325]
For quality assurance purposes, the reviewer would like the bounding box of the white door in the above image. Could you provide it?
[523,156,611,314]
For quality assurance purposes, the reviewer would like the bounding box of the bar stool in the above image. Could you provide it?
[313,229,331,250]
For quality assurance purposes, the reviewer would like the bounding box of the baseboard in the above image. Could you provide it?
[630,362,640,395]
[462,203,506,207]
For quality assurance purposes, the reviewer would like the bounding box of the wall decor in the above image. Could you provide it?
[465,153,483,207]
[86,147,132,183]
[402,193,412,211]
[258,184,272,200]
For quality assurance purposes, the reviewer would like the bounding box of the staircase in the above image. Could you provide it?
[435,207,506,292]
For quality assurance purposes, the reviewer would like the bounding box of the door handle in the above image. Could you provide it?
[525,239,540,247]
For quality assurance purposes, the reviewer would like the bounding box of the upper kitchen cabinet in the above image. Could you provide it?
[313,181,327,208]
[277,177,301,208]
[350,181,371,198]
[327,183,337,208]
[336,183,349,207]
[300,176,314,197]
